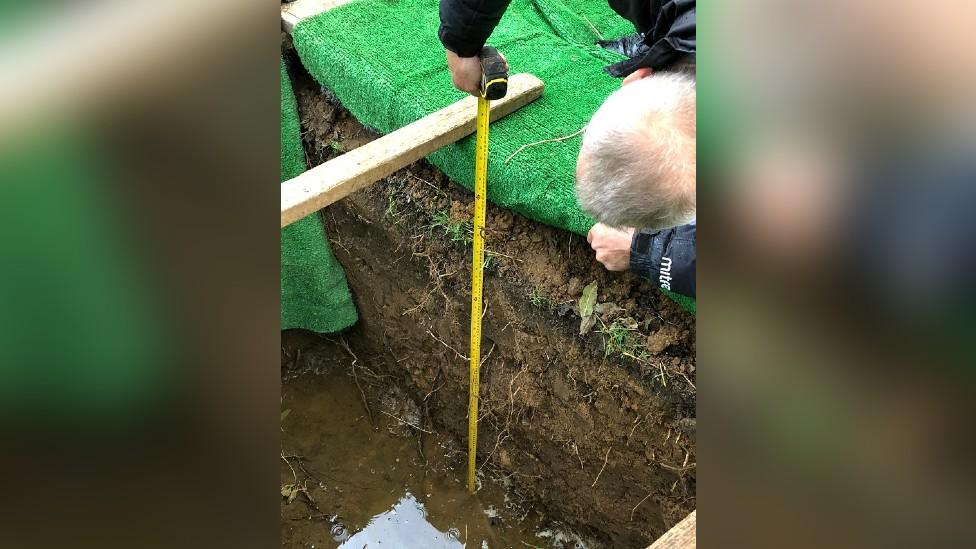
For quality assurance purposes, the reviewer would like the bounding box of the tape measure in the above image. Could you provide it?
[468,46,507,494]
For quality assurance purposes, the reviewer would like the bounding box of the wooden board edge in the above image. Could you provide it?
[282,0,357,34]
[648,510,696,549]
[280,73,544,228]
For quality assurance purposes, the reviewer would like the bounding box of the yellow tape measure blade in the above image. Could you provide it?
[467,96,490,494]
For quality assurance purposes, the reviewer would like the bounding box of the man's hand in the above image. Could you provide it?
[445,50,483,95]
[445,48,508,96]
[587,223,636,271]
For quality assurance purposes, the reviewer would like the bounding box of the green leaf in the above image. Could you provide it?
[579,314,598,336]
[579,281,598,318]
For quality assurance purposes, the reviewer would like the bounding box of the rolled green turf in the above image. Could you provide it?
[281,58,358,332]
[292,0,695,313]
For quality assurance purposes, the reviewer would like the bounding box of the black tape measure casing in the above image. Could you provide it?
[479,46,508,100]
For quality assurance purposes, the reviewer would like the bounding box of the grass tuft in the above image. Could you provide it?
[528,284,554,311]
[598,318,648,361]
[429,210,473,246]
[383,176,409,224]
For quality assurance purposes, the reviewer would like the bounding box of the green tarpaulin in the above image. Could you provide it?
[281,58,358,332]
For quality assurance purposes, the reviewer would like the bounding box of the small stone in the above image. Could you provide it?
[566,277,582,296]
[646,325,682,355]
[499,448,513,469]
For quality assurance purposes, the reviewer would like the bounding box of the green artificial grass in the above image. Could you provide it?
[292,0,695,314]
[281,58,358,332]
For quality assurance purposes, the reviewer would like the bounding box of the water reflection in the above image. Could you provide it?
[340,492,463,548]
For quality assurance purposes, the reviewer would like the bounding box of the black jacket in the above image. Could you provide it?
[438,0,696,74]
[629,222,695,298]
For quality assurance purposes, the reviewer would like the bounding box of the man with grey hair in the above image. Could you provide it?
[577,70,696,229]
[579,68,696,298]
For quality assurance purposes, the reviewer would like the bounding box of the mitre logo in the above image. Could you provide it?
[659,257,673,290]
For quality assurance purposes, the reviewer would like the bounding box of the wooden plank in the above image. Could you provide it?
[281,0,356,33]
[280,73,544,228]
[648,511,696,549]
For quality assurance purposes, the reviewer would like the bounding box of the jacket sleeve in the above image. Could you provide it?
[604,0,696,77]
[629,222,696,298]
[438,0,512,57]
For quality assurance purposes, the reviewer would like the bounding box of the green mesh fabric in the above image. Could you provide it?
[281,59,358,332]
[292,0,695,313]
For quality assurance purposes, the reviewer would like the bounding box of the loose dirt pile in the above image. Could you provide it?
[284,58,696,548]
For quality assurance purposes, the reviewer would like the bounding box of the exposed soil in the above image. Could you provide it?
[283,55,696,548]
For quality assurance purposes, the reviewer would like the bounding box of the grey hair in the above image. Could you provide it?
[576,72,696,230]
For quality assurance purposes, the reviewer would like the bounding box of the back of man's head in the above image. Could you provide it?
[576,72,696,230]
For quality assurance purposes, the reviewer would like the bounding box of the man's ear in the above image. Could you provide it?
[622,67,652,87]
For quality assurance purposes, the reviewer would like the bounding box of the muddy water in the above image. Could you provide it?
[281,368,589,549]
